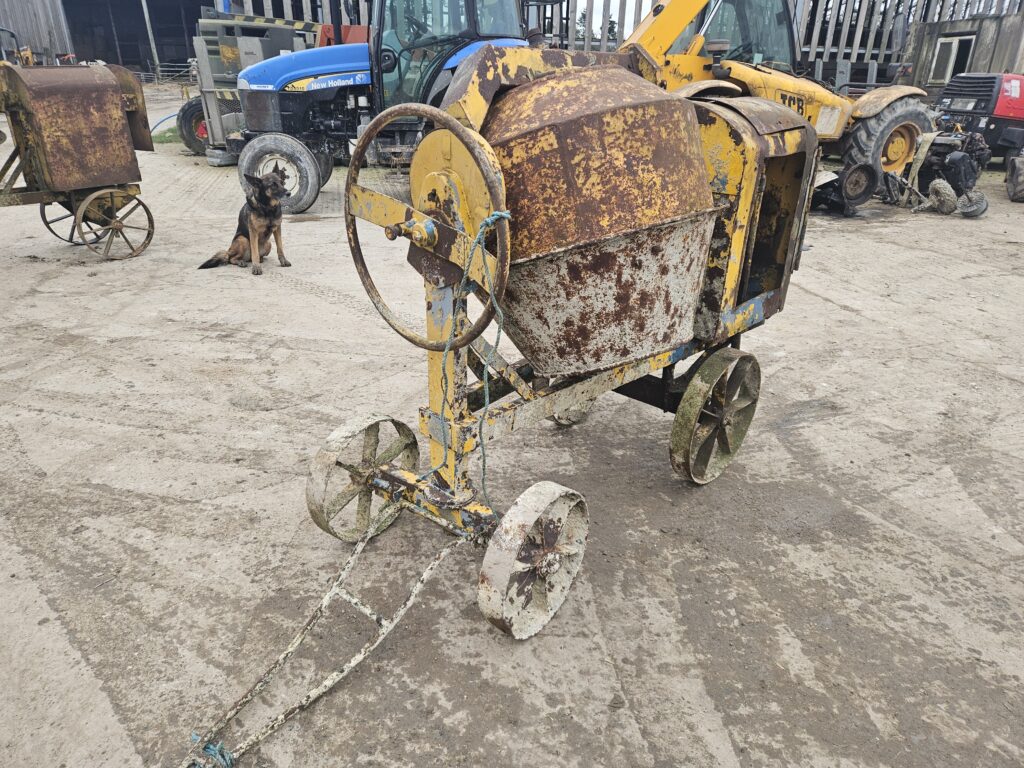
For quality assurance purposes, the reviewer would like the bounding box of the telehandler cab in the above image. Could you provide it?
[622,0,933,183]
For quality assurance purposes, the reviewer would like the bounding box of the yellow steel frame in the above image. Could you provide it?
[343,47,816,537]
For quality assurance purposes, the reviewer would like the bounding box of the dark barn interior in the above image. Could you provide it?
[62,0,207,68]
[60,0,319,70]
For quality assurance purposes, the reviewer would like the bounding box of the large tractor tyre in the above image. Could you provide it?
[841,97,933,180]
[177,96,208,156]
[237,133,321,214]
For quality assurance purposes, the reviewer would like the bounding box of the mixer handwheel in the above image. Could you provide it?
[345,103,510,351]
[478,481,588,639]
[670,348,760,485]
[306,418,419,542]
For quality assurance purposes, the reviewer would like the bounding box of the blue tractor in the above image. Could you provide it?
[233,0,530,212]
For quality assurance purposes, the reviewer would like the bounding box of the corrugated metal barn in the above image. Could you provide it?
[0,0,75,63]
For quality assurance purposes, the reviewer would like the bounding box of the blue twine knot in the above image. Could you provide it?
[189,732,235,768]
[478,210,511,231]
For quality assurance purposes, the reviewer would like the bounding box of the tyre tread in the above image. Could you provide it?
[840,97,933,176]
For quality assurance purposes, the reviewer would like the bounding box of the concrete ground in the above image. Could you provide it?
[1,86,1022,767]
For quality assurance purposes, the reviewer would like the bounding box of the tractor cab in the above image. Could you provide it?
[375,0,526,111]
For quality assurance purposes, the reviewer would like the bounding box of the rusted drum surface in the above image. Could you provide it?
[0,64,140,192]
[481,66,717,377]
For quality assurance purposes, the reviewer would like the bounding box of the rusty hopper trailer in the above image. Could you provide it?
[182,45,816,767]
[0,63,155,258]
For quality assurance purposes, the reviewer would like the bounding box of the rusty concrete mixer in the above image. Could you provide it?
[314,44,816,639]
[182,44,816,768]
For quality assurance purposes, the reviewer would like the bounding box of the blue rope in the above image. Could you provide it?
[473,211,511,510]
[189,732,235,768]
[150,112,179,133]
[418,210,511,512]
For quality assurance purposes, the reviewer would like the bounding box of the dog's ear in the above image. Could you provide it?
[244,173,262,189]
[271,162,289,183]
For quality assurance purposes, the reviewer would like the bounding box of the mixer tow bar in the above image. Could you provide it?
[180,502,469,768]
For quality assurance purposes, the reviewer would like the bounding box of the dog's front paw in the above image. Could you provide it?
[251,264,263,275]
[278,257,291,267]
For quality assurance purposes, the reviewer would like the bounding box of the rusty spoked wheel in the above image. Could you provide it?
[40,200,109,245]
[670,347,761,485]
[478,481,589,639]
[306,418,419,543]
[75,188,155,259]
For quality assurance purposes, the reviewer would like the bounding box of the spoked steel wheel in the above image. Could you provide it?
[40,200,109,245]
[478,481,589,639]
[670,347,761,485]
[306,418,419,543]
[75,189,155,259]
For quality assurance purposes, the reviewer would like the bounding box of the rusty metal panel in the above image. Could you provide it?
[105,65,154,152]
[501,214,715,377]
[479,67,717,376]
[441,46,639,132]
[0,64,140,192]
[482,66,714,261]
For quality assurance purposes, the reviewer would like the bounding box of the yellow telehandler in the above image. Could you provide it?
[623,0,932,182]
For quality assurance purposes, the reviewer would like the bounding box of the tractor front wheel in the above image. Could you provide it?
[841,97,933,179]
[237,133,322,214]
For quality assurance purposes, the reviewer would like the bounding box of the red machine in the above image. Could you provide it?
[937,73,1024,158]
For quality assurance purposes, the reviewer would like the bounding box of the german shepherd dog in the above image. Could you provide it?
[199,167,290,275]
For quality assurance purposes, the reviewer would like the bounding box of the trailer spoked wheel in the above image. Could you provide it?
[306,418,419,543]
[40,200,109,245]
[238,133,322,214]
[478,481,589,639]
[670,347,760,485]
[74,189,155,259]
